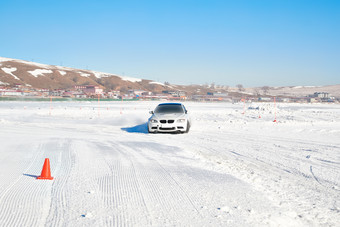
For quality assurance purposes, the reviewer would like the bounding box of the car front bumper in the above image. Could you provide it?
[148,122,187,132]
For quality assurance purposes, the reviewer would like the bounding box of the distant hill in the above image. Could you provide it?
[0,57,172,93]
[237,85,340,98]
[1,57,339,98]
[264,85,340,98]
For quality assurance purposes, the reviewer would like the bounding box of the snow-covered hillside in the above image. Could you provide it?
[0,101,339,226]
[0,57,163,92]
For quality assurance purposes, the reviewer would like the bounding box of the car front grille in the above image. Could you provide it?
[160,120,174,124]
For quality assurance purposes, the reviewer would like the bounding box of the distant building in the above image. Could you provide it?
[50,90,65,97]
[84,85,103,96]
[74,85,86,90]
[72,91,87,98]
[107,90,120,99]
[0,89,24,96]
[162,90,186,97]
[213,92,228,97]
[258,97,272,101]
[312,92,329,98]
[278,98,291,102]
[129,90,149,97]
[62,91,73,98]
[308,98,318,103]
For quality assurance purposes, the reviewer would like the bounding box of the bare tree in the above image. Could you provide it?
[236,84,244,92]
[261,86,270,95]
[253,88,261,96]
[224,85,229,91]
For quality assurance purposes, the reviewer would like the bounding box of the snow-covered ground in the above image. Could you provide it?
[0,101,339,226]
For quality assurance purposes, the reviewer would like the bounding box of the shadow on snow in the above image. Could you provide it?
[23,173,39,178]
[121,122,149,134]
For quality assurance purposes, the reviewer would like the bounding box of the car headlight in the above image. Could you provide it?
[177,119,186,123]
[150,119,158,123]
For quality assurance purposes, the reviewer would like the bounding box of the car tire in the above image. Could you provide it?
[185,122,190,133]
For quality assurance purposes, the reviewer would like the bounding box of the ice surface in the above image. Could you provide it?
[0,101,339,226]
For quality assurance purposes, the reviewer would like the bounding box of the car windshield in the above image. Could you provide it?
[155,105,184,114]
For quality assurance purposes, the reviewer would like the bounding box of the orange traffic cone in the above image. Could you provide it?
[37,158,54,180]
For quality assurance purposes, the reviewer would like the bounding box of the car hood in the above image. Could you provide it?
[153,113,186,119]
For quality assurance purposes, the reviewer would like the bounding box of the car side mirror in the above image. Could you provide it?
[149,111,154,114]
[185,110,188,114]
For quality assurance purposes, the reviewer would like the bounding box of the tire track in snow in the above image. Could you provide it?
[119,140,272,226]
[172,130,340,226]
[45,139,73,226]
[116,142,208,226]
[195,130,340,188]
[310,166,321,185]
[0,142,44,226]
[125,143,202,216]
[0,142,42,202]
[96,142,151,226]
[145,133,293,224]
[0,140,60,226]
[43,139,127,226]
[93,140,209,226]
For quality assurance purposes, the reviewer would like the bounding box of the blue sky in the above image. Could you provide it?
[1,0,339,87]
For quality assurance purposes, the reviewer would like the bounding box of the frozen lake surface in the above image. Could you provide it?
[0,101,339,226]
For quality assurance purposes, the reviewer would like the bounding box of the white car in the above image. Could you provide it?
[148,103,191,133]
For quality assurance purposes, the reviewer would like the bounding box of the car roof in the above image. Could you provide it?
[158,103,182,106]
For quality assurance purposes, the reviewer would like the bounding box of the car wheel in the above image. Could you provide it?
[185,122,190,133]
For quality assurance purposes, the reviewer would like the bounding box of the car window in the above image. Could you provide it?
[155,105,184,114]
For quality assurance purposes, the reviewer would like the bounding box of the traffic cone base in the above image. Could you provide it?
[37,158,54,180]
[37,176,54,180]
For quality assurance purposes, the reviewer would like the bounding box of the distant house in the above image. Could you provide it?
[84,85,103,96]
[0,89,24,96]
[74,85,86,90]
[213,92,228,97]
[258,97,272,101]
[162,90,186,97]
[308,98,318,103]
[50,89,65,97]
[129,90,147,97]
[38,89,50,97]
[312,92,329,98]
[308,92,334,102]
[278,98,290,102]
[62,91,73,98]
[106,90,120,99]
[72,91,87,98]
